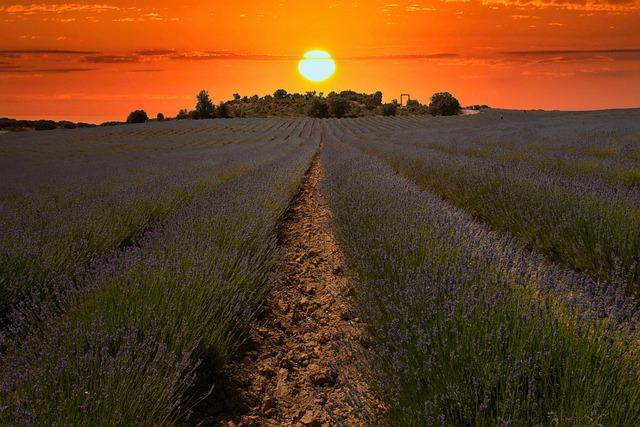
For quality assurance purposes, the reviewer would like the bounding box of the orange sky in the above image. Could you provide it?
[1,1,639,122]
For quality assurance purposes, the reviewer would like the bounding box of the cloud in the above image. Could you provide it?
[0,67,97,73]
[499,48,640,62]
[167,51,296,61]
[340,53,460,60]
[481,0,640,11]
[501,48,640,55]
[124,68,164,73]
[0,49,98,55]
[82,54,140,63]
[135,49,176,56]
[0,4,119,14]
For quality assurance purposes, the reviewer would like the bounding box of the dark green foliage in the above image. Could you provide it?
[372,91,383,106]
[429,92,461,116]
[307,98,329,118]
[382,103,397,116]
[34,120,57,131]
[59,121,77,129]
[195,90,215,119]
[328,96,351,118]
[217,102,230,119]
[126,110,149,124]
[273,89,288,99]
[1,118,94,131]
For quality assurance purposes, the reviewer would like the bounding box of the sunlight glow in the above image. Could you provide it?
[298,50,336,82]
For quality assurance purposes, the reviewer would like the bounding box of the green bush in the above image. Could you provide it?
[429,92,461,116]
[382,103,397,116]
[126,110,148,124]
[328,96,351,118]
[307,98,329,118]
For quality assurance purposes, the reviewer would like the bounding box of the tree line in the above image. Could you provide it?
[126,90,466,123]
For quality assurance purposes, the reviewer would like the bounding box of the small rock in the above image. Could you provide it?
[261,397,276,412]
[308,364,337,386]
[340,310,356,321]
[276,368,290,398]
[264,408,278,419]
[300,410,322,427]
[258,365,275,379]
[332,266,344,275]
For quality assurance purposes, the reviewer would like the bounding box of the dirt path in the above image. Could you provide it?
[209,152,374,426]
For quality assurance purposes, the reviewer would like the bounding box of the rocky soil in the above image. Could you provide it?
[202,152,376,426]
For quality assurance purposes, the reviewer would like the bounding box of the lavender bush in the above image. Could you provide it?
[320,130,640,425]
[0,120,318,424]
[0,118,309,315]
[339,110,640,287]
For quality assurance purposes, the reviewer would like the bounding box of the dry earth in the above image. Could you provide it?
[204,152,376,426]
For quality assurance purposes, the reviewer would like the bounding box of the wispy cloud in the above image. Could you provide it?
[0,3,119,14]
[0,67,96,73]
[339,53,460,60]
[0,49,98,55]
[82,54,140,63]
[481,0,640,11]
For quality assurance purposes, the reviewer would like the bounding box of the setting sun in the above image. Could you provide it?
[298,50,336,83]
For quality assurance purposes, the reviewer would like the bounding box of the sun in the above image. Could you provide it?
[298,50,336,82]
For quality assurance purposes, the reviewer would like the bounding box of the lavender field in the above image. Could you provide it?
[1,109,640,425]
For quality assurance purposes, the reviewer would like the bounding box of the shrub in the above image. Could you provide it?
[156,113,165,121]
[381,103,397,116]
[176,109,189,120]
[34,120,57,131]
[307,98,329,118]
[273,89,288,100]
[328,96,351,118]
[371,91,383,106]
[195,90,215,119]
[217,102,230,119]
[429,92,461,116]
[126,110,148,124]
[59,121,77,129]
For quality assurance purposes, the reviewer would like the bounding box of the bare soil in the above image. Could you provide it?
[206,153,375,426]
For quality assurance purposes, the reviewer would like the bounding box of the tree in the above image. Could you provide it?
[195,90,215,119]
[381,103,397,117]
[372,91,383,106]
[273,89,288,100]
[429,92,461,116]
[328,96,351,118]
[126,110,148,123]
[156,113,165,121]
[233,93,241,101]
[176,109,189,120]
[307,98,329,118]
[217,102,230,118]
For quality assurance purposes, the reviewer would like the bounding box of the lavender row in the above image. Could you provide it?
[343,122,640,287]
[0,131,318,425]
[320,133,640,425]
[0,120,308,316]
